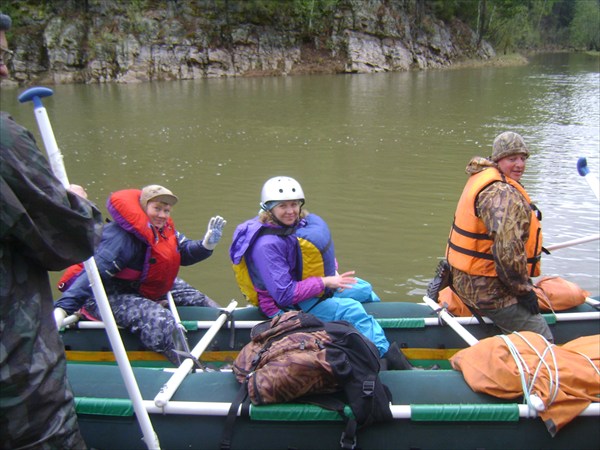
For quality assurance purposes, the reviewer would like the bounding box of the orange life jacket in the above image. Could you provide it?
[446,168,543,277]
[58,189,181,300]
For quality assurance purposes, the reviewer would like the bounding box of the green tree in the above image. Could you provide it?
[569,0,600,50]
[487,0,530,53]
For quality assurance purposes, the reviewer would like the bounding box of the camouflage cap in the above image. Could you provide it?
[140,185,178,209]
[491,132,530,162]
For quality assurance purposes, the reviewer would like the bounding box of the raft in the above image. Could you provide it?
[68,363,599,450]
[60,299,600,368]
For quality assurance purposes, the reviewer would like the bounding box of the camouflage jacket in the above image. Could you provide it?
[0,112,102,273]
[1,111,102,447]
[451,157,536,310]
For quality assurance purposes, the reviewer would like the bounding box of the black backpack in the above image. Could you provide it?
[221,311,393,449]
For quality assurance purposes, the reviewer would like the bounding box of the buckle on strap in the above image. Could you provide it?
[339,432,357,450]
[339,418,358,449]
[362,380,375,397]
[219,309,236,349]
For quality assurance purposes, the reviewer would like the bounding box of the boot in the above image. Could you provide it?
[382,342,442,371]
[165,349,185,367]
[427,259,452,301]
[166,324,203,368]
[382,342,417,370]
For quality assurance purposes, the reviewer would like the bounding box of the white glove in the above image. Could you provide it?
[202,216,227,250]
[54,308,68,330]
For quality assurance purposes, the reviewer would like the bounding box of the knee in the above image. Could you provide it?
[139,309,177,352]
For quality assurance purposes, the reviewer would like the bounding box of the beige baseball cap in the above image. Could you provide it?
[140,185,178,209]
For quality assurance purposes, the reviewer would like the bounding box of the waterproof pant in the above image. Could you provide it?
[1,274,86,449]
[484,303,554,342]
[83,278,218,364]
[298,296,390,357]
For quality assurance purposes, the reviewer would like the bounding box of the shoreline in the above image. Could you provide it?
[2,50,597,89]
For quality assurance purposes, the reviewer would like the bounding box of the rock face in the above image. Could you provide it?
[6,1,495,85]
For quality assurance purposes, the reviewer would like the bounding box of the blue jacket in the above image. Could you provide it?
[55,221,212,314]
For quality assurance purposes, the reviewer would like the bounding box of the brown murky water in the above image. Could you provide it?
[2,52,598,305]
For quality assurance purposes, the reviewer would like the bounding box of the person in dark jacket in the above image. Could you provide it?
[1,12,104,449]
[55,185,226,365]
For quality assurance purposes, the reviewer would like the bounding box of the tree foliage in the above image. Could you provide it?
[427,0,599,51]
[569,0,600,50]
[3,0,599,51]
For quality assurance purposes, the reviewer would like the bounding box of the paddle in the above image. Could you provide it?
[545,234,600,252]
[577,157,599,200]
[154,299,238,408]
[18,87,161,450]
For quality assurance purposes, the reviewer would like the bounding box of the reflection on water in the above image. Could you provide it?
[1,53,598,304]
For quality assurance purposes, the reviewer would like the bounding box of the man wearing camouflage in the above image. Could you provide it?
[444,131,553,341]
[1,12,103,449]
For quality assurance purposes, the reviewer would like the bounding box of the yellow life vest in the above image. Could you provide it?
[446,168,543,277]
[231,215,335,306]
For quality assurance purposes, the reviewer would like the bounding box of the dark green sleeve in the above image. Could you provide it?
[0,112,102,270]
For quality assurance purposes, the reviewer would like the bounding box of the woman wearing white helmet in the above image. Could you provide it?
[231,176,411,369]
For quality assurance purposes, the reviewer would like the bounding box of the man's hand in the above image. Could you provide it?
[516,290,540,315]
[68,184,88,199]
[54,308,68,330]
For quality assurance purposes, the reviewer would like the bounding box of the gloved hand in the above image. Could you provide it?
[54,307,68,330]
[202,216,227,250]
[516,290,540,315]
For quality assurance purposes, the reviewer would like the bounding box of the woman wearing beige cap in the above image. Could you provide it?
[55,184,226,365]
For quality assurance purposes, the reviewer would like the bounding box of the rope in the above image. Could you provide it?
[498,332,559,412]
[572,351,600,377]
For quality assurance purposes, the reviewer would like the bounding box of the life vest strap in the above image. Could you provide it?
[451,222,492,241]
[447,239,495,261]
[260,226,296,236]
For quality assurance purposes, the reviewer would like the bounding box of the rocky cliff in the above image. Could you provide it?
[4,0,495,85]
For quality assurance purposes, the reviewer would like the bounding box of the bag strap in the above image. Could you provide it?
[221,334,270,449]
[298,394,358,449]
[219,380,250,450]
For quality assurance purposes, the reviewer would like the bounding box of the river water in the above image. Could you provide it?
[1,53,598,305]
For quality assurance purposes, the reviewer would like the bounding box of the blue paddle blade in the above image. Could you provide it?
[577,157,590,176]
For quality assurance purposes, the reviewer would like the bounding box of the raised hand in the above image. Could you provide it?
[202,215,227,250]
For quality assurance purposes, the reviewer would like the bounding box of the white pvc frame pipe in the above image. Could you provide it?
[154,300,238,408]
[422,296,480,346]
[140,400,600,420]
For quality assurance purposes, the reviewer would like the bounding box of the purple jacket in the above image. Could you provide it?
[230,217,324,316]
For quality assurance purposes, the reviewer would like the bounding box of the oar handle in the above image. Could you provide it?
[18,87,70,189]
[17,86,54,104]
[577,157,590,176]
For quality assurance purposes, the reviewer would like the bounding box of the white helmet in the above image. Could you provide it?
[260,176,305,210]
